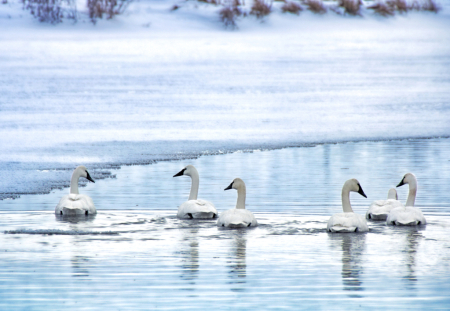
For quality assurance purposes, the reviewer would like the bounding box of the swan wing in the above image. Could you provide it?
[366,199,403,220]
[177,200,218,219]
[386,206,426,226]
[55,194,96,216]
[327,212,368,233]
[217,209,258,228]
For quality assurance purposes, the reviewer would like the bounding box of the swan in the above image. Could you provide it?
[217,178,258,228]
[173,165,218,219]
[327,179,369,233]
[386,173,426,226]
[366,188,403,220]
[55,166,96,216]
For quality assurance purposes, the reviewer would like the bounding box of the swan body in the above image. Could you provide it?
[327,179,368,233]
[173,165,218,219]
[366,188,403,220]
[55,166,96,216]
[387,173,426,226]
[217,178,258,228]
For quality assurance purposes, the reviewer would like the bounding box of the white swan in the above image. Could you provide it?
[387,173,426,226]
[55,166,96,216]
[217,178,258,228]
[173,165,218,219]
[327,179,369,233]
[366,188,403,220]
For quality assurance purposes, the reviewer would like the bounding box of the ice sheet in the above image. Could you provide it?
[1,0,450,198]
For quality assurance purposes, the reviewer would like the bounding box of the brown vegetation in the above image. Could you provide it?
[302,0,326,13]
[386,0,408,12]
[281,1,303,14]
[339,0,362,15]
[22,0,77,23]
[219,5,243,27]
[250,0,272,18]
[87,0,132,24]
[420,0,440,12]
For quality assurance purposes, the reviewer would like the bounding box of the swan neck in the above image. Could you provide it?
[236,185,246,209]
[70,170,80,194]
[341,187,353,213]
[188,170,199,201]
[406,182,417,207]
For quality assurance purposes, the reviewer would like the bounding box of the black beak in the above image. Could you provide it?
[357,185,367,198]
[396,177,405,188]
[224,181,234,191]
[86,171,95,183]
[173,168,185,178]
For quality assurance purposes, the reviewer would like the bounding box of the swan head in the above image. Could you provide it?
[397,173,416,188]
[224,178,245,191]
[173,165,197,178]
[76,166,95,183]
[344,178,367,198]
[387,188,398,200]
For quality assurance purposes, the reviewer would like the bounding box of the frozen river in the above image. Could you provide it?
[1,2,450,308]
[1,138,450,310]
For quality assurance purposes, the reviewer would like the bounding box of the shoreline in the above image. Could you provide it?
[3,135,449,202]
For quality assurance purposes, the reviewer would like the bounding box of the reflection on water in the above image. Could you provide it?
[179,228,200,282]
[1,138,450,309]
[228,231,247,287]
[402,229,423,290]
[329,233,366,297]
[55,214,97,224]
[0,212,450,310]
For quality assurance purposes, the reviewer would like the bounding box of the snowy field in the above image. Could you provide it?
[1,0,450,198]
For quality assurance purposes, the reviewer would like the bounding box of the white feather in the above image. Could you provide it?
[366,188,402,220]
[217,208,257,228]
[218,178,257,228]
[177,199,218,219]
[174,165,218,219]
[386,206,426,226]
[387,173,426,226]
[327,179,368,233]
[328,212,368,233]
[55,166,96,216]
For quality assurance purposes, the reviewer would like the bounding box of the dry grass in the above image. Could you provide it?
[420,0,440,12]
[367,2,395,15]
[199,0,221,4]
[219,5,243,27]
[386,0,408,12]
[22,0,77,23]
[281,1,303,14]
[87,0,132,24]
[339,0,362,15]
[302,0,326,13]
[250,0,272,18]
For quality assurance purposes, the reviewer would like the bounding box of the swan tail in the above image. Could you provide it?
[329,226,358,233]
[366,213,388,221]
[179,212,217,219]
[388,220,424,226]
[226,222,249,228]
[56,207,91,216]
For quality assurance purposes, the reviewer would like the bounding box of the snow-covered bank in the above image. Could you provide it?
[1,0,450,199]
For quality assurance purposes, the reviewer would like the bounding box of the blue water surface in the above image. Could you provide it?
[1,138,450,310]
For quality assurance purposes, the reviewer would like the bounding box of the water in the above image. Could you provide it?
[1,138,450,310]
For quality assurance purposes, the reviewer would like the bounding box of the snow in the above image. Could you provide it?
[1,0,450,199]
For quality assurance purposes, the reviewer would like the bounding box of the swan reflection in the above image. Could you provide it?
[329,233,366,297]
[55,214,97,224]
[179,228,200,282]
[228,231,247,289]
[401,228,423,289]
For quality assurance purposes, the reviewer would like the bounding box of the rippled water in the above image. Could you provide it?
[1,138,450,309]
